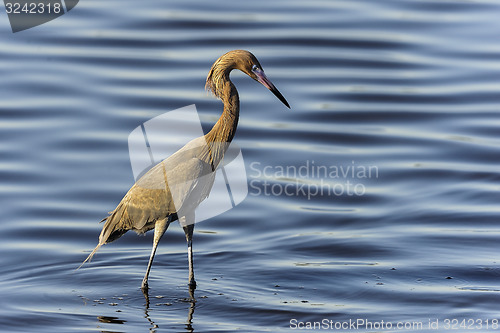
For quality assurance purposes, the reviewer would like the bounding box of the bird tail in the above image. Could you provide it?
[77,204,129,270]
[76,216,109,270]
[77,242,103,270]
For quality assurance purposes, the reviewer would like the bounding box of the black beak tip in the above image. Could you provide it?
[257,72,290,109]
[271,88,291,109]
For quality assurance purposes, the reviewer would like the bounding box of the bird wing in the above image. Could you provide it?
[99,136,216,244]
[139,136,216,216]
[163,156,216,215]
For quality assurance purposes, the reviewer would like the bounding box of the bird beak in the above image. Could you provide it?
[254,69,290,108]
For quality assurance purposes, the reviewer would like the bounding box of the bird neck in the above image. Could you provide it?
[204,79,240,168]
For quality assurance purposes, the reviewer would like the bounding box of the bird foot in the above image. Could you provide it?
[188,279,197,290]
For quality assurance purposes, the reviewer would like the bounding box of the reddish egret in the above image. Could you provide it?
[80,50,290,291]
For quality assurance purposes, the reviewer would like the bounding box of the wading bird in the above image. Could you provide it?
[80,50,290,292]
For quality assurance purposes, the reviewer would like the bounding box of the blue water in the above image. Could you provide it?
[1,0,500,332]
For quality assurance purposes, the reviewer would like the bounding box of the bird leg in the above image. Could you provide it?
[184,223,196,290]
[141,218,169,292]
[181,214,196,290]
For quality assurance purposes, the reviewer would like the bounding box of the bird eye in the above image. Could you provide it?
[252,65,259,72]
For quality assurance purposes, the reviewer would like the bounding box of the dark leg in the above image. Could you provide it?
[183,222,196,289]
[141,218,169,292]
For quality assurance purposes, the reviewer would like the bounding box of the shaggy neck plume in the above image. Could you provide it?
[203,55,241,168]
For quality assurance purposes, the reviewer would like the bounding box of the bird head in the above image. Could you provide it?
[206,50,290,108]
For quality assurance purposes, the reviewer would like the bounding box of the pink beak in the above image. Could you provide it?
[254,68,290,108]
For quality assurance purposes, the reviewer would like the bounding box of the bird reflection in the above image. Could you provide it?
[143,287,197,333]
[97,316,127,333]
[93,288,197,332]
[97,315,127,325]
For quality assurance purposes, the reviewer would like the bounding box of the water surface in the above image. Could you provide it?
[1,0,500,332]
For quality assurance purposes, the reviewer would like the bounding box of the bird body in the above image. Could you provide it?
[81,50,289,292]
[100,137,215,240]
